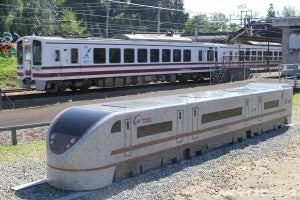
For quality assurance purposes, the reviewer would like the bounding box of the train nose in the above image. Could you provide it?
[48,107,111,154]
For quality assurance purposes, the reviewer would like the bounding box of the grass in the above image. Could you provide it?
[0,141,46,163]
[0,57,18,88]
[292,92,300,124]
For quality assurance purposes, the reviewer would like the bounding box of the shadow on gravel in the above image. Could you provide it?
[13,125,295,199]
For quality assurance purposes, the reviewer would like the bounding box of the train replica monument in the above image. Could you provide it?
[46,82,292,191]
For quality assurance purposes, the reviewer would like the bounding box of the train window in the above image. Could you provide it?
[239,51,244,61]
[162,49,171,62]
[258,51,262,60]
[274,51,278,60]
[173,49,181,62]
[198,50,203,61]
[264,100,279,110]
[245,51,250,61]
[94,48,106,63]
[124,48,134,63]
[229,51,233,61]
[263,51,268,60]
[269,51,273,60]
[25,45,31,61]
[138,49,147,63]
[110,48,121,63]
[150,49,159,62]
[193,109,197,117]
[279,52,282,60]
[33,40,42,65]
[71,48,78,64]
[137,121,172,138]
[207,50,214,61]
[111,120,121,133]
[183,50,191,62]
[17,41,23,65]
[55,50,60,62]
[202,107,242,124]
[251,51,256,61]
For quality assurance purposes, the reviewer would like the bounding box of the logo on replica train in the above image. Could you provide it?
[133,114,152,125]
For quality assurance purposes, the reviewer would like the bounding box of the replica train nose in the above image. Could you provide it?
[48,107,111,154]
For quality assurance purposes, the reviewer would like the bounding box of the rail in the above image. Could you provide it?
[0,122,50,146]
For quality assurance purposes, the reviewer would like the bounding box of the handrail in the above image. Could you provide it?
[0,122,51,145]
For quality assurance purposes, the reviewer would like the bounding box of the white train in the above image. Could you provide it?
[16,35,282,93]
[46,82,292,191]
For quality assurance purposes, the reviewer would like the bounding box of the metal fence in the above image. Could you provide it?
[0,122,50,146]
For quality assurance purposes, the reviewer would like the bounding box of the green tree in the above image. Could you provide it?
[267,3,275,17]
[59,8,86,35]
[281,5,298,16]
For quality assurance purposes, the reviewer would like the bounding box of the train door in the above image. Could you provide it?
[124,119,132,157]
[177,110,184,143]
[192,108,198,140]
[244,98,250,125]
[53,48,61,76]
[258,96,263,121]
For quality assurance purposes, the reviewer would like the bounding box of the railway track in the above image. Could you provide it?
[0,80,210,110]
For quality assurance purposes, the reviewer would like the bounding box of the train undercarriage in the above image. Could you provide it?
[36,72,210,93]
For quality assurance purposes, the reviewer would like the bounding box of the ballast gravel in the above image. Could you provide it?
[0,125,299,199]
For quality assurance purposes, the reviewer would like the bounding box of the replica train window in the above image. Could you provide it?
[264,100,279,110]
[32,40,42,65]
[137,121,173,138]
[109,48,121,63]
[162,49,171,62]
[124,48,134,63]
[94,48,106,63]
[52,107,111,137]
[183,50,191,62]
[71,48,78,64]
[202,107,242,124]
[150,49,159,62]
[198,50,203,61]
[173,49,181,62]
[138,49,147,63]
[111,120,121,133]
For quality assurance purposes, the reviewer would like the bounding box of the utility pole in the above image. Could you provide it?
[194,17,199,42]
[106,2,110,38]
[157,1,161,35]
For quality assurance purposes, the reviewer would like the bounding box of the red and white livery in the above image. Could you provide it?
[16,35,282,92]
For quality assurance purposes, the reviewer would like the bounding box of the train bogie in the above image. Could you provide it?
[46,83,292,191]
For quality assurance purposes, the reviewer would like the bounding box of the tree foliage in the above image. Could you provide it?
[59,8,86,35]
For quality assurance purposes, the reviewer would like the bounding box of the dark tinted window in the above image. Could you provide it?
[52,107,111,137]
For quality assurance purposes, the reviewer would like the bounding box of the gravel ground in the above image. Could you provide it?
[0,125,299,199]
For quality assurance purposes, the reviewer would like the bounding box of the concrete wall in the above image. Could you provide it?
[272,17,300,64]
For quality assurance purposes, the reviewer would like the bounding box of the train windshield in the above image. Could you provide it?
[52,107,111,137]
[17,40,23,65]
[32,40,42,65]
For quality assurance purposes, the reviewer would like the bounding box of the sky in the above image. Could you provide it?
[184,0,300,17]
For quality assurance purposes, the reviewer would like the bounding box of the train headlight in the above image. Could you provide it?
[24,61,30,70]
[32,66,41,71]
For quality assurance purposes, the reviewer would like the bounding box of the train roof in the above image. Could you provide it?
[82,83,291,113]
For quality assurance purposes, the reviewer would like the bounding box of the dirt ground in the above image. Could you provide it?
[174,126,300,199]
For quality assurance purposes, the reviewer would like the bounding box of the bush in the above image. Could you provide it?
[0,57,17,88]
